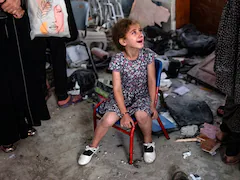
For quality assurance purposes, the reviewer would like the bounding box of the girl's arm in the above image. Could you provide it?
[112,71,135,128]
[112,71,127,114]
[147,61,158,119]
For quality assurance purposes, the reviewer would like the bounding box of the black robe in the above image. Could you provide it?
[0,12,50,145]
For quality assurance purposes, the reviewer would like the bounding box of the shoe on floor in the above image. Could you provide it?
[0,144,16,153]
[172,171,189,180]
[143,142,156,163]
[78,145,99,165]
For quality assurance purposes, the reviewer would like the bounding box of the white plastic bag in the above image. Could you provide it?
[28,0,70,39]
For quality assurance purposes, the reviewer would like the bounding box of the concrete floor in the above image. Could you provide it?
[1,75,240,180]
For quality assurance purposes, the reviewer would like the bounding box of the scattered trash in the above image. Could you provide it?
[189,174,201,180]
[199,134,220,156]
[82,95,88,100]
[166,96,213,127]
[95,87,109,98]
[161,72,168,80]
[8,154,16,159]
[129,0,170,28]
[183,151,191,159]
[180,125,198,137]
[160,79,172,91]
[133,159,142,168]
[91,47,109,60]
[104,151,107,155]
[176,134,221,156]
[163,93,169,98]
[152,114,177,132]
[200,123,220,140]
[173,86,190,96]
[66,44,89,68]
[68,81,80,96]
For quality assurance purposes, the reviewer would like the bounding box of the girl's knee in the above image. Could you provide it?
[135,111,150,124]
[101,112,119,127]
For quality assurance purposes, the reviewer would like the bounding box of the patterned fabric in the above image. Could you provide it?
[215,0,240,132]
[214,0,240,104]
[99,48,157,117]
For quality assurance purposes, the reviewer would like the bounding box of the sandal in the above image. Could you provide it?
[222,154,240,165]
[0,144,16,153]
[28,127,37,136]
[57,95,82,108]
[217,106,225,117]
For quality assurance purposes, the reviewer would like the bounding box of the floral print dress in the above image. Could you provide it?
[99,48,157,117]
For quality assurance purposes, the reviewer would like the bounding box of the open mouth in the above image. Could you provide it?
[137,39,144,43]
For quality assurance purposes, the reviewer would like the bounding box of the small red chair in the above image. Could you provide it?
[93,59,170,164]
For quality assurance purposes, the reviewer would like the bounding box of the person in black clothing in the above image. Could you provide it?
[215,0,240,164]
[0,0,50,152]
[31,0,82,108]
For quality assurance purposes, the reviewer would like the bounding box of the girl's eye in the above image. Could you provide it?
[132,31,136,35]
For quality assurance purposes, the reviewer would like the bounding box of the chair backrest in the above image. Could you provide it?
[155,59,163,88]
[70,1,89,30]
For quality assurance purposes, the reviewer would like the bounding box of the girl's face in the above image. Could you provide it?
[120,23,144,50]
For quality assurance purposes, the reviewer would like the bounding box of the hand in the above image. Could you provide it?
[120,113,135,129]
[1,0,24,19]
[150,106,158,120]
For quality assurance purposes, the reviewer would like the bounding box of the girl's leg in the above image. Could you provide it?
[91,112,119,147]
[78,112,119,165]
[135,110,156,163]
[135,111,152,143]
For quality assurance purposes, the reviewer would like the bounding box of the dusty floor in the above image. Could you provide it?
[1,74,240,180]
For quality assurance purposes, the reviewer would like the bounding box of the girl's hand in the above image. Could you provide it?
[151,107,158,120]
[120,114,135,129]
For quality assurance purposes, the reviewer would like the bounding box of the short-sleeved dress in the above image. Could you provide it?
[99,48,157,117]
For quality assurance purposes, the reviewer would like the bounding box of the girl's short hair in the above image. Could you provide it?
[112,18,139,51]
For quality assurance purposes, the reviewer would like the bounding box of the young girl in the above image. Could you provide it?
[78,18,159,165]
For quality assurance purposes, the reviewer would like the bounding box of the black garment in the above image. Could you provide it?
[220,124,240,156]
[0,13,50,145]
[32,0,78,101]
[220,96,240,156]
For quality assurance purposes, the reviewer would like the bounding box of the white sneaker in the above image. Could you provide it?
[143,142,156,163]
[78,145,99,165]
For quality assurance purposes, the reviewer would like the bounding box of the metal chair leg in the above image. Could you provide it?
[129,126,135,164]
[157,116,170,140]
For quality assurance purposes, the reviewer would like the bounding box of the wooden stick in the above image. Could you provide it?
[175,138,199,142]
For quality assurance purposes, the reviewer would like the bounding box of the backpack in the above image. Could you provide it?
[67,69,96,95]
